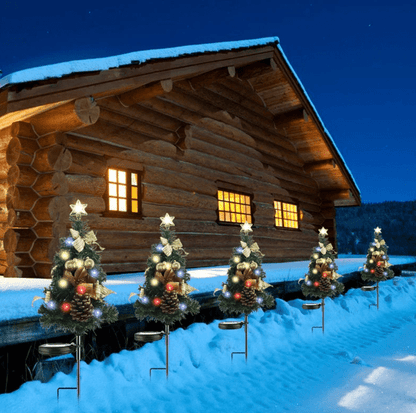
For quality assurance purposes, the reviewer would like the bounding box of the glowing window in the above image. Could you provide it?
[107,168,140,215]
[218,190,252,224]
[274,201,299,229]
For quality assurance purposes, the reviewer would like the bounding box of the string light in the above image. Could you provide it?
[60,250,70,261]
[315,247,321,252]
[156,244,164,252]
[177,270,185,278]
[152,254,161,263]
[236,247,244,254]
[90,269,99,278]
[150,278,159,286]
[153,297,161,306]
[93,309,102,318]
[313,254,319,259]
[306,280,312,286]
[312,269,318,274]
[58,279,68,288]
[232,276,239,283]
[76,285,86,295]
[65,237,74,247]
[141,296,149,304]
[313,281,319,287]
[61,302,71,312]
[330,285,336,290]
[224,291,231,298]
[254,269,261,276]
[179,303,187,311]
[166,283,174,292]
[233,256,241,264]
[245,280,252,287]
[47,301,56,310]
[234,293,241,300]
[256,297,263,304]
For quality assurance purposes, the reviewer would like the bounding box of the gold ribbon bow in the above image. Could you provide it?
[319,242,333,255]
[240,241,262,258]
[160,237,184,257]
[374,239,386,249]
[70,229,105,252]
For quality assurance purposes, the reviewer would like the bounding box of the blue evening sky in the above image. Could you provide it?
[1,0,415,204]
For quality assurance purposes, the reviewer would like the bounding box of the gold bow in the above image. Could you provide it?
[316,258,333,264]
[160,237,184,257]
[240,241,262,258]
[374,239,386,249]
[70,229,105,252]
[319,242,333,255]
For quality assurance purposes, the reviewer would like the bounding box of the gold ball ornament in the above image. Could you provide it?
[250,261,258,270]
[237,263,245,270]
[65,260,77,271]
[171,261,181,270]
[74,258,84,268]
[84,258,95,269]
[165,262,172,270]
[156,262,166,271]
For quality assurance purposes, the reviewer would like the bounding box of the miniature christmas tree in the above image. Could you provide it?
[134,214,200,325]
[37,200,118,335]
[361,227,394,282]
[301,227,344,298]
[217,222,274,315]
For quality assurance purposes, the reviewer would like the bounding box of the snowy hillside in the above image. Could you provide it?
[1,275,415,412]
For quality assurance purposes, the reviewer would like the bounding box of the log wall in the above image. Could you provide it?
[0,76,334,278]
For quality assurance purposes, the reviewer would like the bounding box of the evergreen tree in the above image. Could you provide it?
[361,227,394,282]
[217,222,274,315]
[301,227,344,298]
[38,200,118,335]
[134,214,200,325]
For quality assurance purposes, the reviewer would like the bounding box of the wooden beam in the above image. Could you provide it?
[304,159,336,173]
[236,58,277,79]
[188,66,235,90]
[274,107,309,128]
[321,189,352,202]
[29,97,100,136]
[118,79,173,106]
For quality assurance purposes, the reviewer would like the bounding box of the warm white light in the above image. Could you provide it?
[369,259,374,264]
[58,279,68,288]
[60,251,70,261]
[313,254,319,259]
[312,269,318,274]
[233,256,241,263]
[152,255,161,263]
[370,248,375,252]
[74,259,84,268]
[165,262,172,270]
[150,278,159,286]
[232,276,239,283]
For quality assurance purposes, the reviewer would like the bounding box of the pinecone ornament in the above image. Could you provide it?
[375,265,385,278]
[319,276,331,292]
[70,293,94,322]
[241,286,256,307]
[160,290,179,314]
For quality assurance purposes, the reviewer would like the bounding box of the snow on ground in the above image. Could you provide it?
[1,275,416,412]
[0,256,415,322]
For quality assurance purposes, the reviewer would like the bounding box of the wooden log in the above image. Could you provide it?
[33,172,69,196]
[15,252,34,267]
[33,222,53,238]
[118,79,173,106]
[8,164,37,187]
[274,108,309,129]
[0,203,10,223]
[3,229,17,252]
[30,238,54,262]
[66,149,107,177]
[143,165,217,197]
[6,137,21,166]
[98,232,159,250]
[101,262,146,274]
[0,181,7,201]
[236,58,277,79]
[32,145,72,172]
[33,263,53,279]
[37,131,68,148]
[100,248,149,264]
[99,107,176,144]
[66,174,106,197]
[11,210,36,228]
[142,184,217,210]
[0,161,9,181]
[303,159,336,173]
[11,121,38,139]
[188,66,235,90]
[0,126,13,151]
[6,186,19,210]
[141,203,218,222]
[4,266,23,278]
[29,97,100,136]
[20,267,37,278]
[15,228,36,252]
[15,187,38,211]
[32,196,64,221]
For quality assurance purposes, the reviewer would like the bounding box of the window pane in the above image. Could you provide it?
[225,212,231,221]
[109,183,118,196]
[109,197,118,211]
[131,173,138,186]
[219,211,225,221]
[224,192,229,201]
[230,203,235,212]
[131,186,138,199]
[119,184,127,198]
[236,214,241,222]
[118,171,126,184]
[241,205,246,214]
[224,202,229,211]
[245,196,250,204]
[231,213,236,222]
[235,194,240,203]
[247,215,252,223]
[119,198,127,212]
[236,204,241,213]
[218,201,223,210]
[230,193,234,202]
[109,169,117,183]
[132,200,138,213]
[218,191,223,200]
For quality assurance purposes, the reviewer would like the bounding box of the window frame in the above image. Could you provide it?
[104,167,142,218]
[273,200,301,231]
[216,188,254,226]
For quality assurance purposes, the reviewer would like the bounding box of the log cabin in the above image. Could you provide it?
[0,37,360,278]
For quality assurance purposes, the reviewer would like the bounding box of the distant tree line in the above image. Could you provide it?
[336,200,416,256]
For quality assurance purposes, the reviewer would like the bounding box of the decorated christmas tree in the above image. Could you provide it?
[134,214,200,325]
[217,222,274,315]
[301,227,344,298]
[361,227,394,282]
[37,200,118,335]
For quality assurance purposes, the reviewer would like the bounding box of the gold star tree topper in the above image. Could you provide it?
[70,200,88,219]
[374,227,382,234]
[319,227,328,236]
[240,221,253,233]
[160,213,175,228]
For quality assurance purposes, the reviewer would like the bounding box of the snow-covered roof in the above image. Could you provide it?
[0,37,279,89]
[0,36,359,195]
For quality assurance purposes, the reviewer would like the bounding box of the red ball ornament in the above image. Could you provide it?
[61,302,71,312]
[166,283,174,292]
[245,280,252,288]
[313,281,320,287]
[234,293,241,300]
[377,261,382,267]
[370,269,375,274]
[76,285,86,295]
[153,297,161,306]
